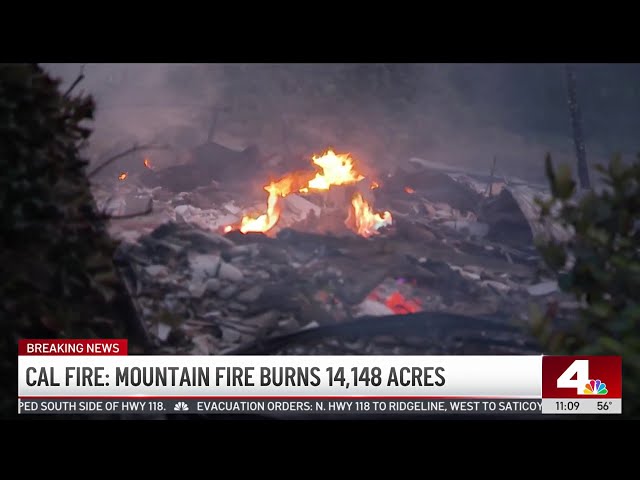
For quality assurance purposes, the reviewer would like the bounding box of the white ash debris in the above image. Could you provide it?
[174,204,239,231]
[94,153,577,356]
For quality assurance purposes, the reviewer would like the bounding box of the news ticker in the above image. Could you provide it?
[22,399,546,415]
[18,340,623,416]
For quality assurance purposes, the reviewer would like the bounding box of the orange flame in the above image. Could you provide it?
[404,186,415,194]
[349,193,392,238]
[143,158,153,169]
[239,182,284,233]
[370,181,379,190]
[118,172,128,181]
[307,150,364,189]
[224,149,392,237]
[233,150,366,234]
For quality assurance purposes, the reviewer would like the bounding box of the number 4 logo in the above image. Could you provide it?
[557,360,589,395]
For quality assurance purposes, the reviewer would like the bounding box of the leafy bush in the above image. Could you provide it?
[0,64,144,417]
[533,153,640,417]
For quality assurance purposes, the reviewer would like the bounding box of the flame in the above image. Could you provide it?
[307,150,364,190]
[239,182,285,233]
[349,193,392,238]
[404,186,415,194]
[143,158,153,169]
[233,150,365,234]
[371,181,379,190]
[225,149,392,237]
[118,172,128,181]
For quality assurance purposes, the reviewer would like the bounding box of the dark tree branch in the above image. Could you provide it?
[88,143,170,178]
[100,199,153,220]
[63,65,86,98]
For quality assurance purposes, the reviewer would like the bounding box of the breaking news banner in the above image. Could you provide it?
[17,340,623,416]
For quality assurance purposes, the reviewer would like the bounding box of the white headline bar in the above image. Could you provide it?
[18,355,542,398]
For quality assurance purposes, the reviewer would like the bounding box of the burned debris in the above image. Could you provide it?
[477,189,534,247]
[140,143,265,193]
[90,144,575,357]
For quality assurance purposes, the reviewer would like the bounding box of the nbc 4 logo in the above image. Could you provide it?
[557,360,608,395]
[174,401,189,411]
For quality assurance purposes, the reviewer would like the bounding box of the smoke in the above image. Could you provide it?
[42,63,640,182]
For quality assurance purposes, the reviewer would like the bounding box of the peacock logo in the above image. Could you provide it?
[583,379,608,395]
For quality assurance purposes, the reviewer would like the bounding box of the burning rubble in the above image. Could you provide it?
[116,157,153,183]
[91,143,574,357]
[348,193,392,238]
[225,149,392,238]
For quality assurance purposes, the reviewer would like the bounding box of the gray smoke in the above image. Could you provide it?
[42,63,640,183]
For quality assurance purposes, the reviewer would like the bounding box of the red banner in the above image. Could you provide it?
[19,339,128,356]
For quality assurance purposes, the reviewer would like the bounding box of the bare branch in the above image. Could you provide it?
[100,199,153,220]
[63,64,86,98]
[88,143,171,179]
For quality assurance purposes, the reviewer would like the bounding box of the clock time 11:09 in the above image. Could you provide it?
[556,401,580,411]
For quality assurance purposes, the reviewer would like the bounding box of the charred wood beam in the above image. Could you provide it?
[223,311,540,355]
[88,143,170,179]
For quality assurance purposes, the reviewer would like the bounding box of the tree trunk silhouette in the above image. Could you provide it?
[566,64,591,189]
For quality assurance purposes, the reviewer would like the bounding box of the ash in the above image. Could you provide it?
[93,147,577,357]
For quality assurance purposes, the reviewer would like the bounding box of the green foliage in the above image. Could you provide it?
[0,64,137,417]
[534,153,640,417]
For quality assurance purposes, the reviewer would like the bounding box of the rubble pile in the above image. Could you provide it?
[115,221,546,356]
[94,145,577,356]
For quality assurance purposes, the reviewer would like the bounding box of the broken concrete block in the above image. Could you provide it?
[189,254,221,278]
[236,285,263,303]
[217,262,244,282]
